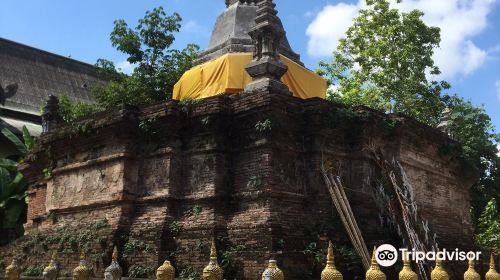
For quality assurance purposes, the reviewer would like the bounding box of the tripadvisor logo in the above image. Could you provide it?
[375,244,482,267]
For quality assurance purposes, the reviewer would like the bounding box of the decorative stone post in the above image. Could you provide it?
[365,248,386,280]
[430,258,449,280]
[41,95,64,133]
[261,259,284,280]
[202,238,224,280]
[244,0,290,95]
[399,256,417,280]
[43,253,59,280]
[5,258,20,280]
[104,247,122,280]
[486,254,500,280]
[321,241,343,280]
[72,252,91,280]
[156,259,175,280]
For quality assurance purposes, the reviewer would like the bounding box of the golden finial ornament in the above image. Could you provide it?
[156,259,175,280]
[366,248,386,280]
[72,251,91,280]
[430,258,449,280]
[262,260,285,280]
[486,254,500,280]
[202,238,224,280]
[43,252,59,280]
[399,255,417,280]
[321,241,343,280]
[5,257,20,280]
[262,259,284,280]
[104,246,122,280]
[463,258,480,280]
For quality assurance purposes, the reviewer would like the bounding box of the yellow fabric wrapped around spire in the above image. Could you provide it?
[173,53,327,100]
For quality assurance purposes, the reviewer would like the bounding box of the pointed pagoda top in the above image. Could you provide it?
[194,0,301,65]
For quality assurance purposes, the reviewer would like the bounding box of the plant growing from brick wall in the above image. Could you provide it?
[128,264,155,278]
[123,238,154,257]
[246,175,263,190]
[21,265,44,276]
[179,98,203,114]
[184,205,202,217]
[179,267,202,280]
[169,221,182,235]
[255,119,272,133]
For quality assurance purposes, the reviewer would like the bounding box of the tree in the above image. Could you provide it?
[0,127,33,231]
[60,7,199,120]
[442,95,500,223]
[318,0,500,248]
[317,0,449,125]
[476,199,500,253]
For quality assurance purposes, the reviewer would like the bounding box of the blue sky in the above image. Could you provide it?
[1,0,499,132]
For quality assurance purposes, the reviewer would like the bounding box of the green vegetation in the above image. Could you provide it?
[123,238,154,256]
[318,0,499,250]
[59,6,199,122]
[128,264,155,278]
[0,127,33,232]
[318,0,446,126]
[184,205,202,217]
[21,265,45,276]
[169,221,182,235]
[255,119,272,133]
[246,175,263,190]
[476,199,500,252]
[179,268,202,280]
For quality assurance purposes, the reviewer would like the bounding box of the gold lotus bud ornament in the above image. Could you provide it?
[104,246,122,280]
[203,238,224,280]
[5,258,20,280]
[431,258,449,280]
[43,252,59,280]
[156,259,175,280]
[262,259,284,280]
[463,258,480,280]
[399,255,417,280]
[72,252,91,280]
[366,248,386,280]
[486,254,500,280]
[321,241,343,280]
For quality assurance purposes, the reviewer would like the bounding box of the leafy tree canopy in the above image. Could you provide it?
[317,0,449,125]
[60,7,199,121]
[318,0,499,247]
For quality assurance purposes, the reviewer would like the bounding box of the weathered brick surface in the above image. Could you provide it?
[0,91,475,279]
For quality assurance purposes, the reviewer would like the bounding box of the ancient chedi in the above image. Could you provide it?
[173,0,326,100]
[5,0,476,279]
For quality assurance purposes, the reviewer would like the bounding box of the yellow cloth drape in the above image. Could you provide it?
[173,53,326,100]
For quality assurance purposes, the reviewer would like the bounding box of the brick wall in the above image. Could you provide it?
[0,90,475,279]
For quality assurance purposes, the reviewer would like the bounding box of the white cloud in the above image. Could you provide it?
[306,3,361,56]
[306,0,498,79]
[182,20,209,37]
[116,61,135,75]
[496,80,500,101]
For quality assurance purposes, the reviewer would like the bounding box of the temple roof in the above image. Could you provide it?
[194,0,302,65]
[0,37,104,117]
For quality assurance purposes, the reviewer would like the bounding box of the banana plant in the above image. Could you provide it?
[0,126,33,229]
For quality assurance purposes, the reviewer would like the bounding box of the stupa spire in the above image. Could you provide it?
[244,0,290,94]
[195,0,301,65]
